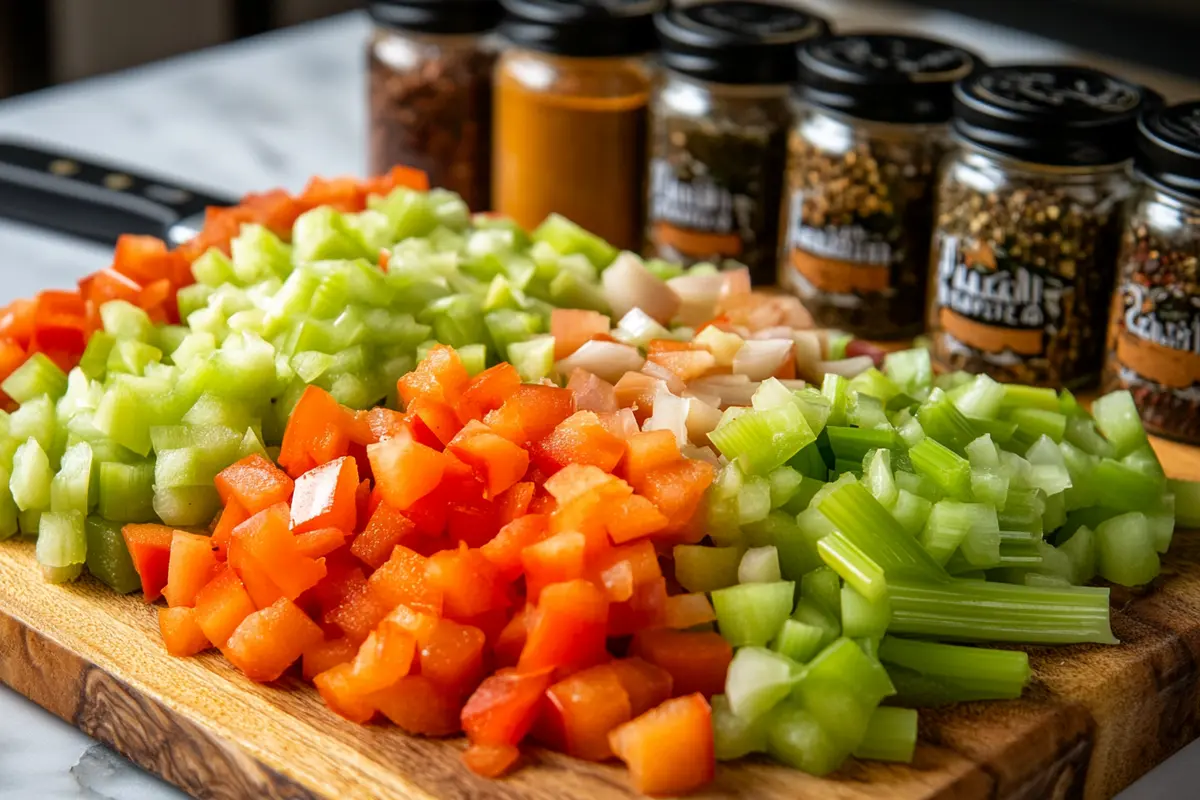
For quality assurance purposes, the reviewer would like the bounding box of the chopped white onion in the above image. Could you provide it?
[609,408,641,441]
[751,325,797,341]
[667,272,725,326]
[682,444,722,467]
[555,340,644,384]
[644,384,690,447]
[615,307,671,347]
[602,253,681,324]
[641,360,687,394]
[685,394,723,444]
[690,376,759,408]
[719,267,752,298]
[682,387,723,408]
[566,368,618,413]
[733,339,793,381]
[818,355,875,378]
[791,330,825,382]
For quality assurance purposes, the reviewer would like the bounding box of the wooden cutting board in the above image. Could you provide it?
[0,438,1197,800]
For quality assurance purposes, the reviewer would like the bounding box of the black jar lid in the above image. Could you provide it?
[951,65,1156,167]
[498,0,665,58]
[368,0,503,34]
[1136,101,1200,201]
[794,34,978,124]
[655,1,829,85]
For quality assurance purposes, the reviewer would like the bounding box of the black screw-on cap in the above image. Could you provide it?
[795,34,979,124]
[368,0,503,34]
[655,1,829,85]
[499,0,665,58]
[951,65,1156,167]
[1136,101,1200,202]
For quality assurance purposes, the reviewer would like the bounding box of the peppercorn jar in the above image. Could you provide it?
[928,66,1156,388]
[367,0,501,211]
[781,35,978,339]
[1104,101,1200,444]
[646,2,828,286]
[493,0,663,251]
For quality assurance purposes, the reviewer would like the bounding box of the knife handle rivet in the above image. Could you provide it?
[48,158,79,176]
[104,172,133,191]
[145,184,191,205]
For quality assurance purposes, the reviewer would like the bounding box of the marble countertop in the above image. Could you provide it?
[0,6,1195,799]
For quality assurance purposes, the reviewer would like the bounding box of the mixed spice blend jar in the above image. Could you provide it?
[928,65,1155,388]
[1104,102,1200,444]
[367,0,502,211]
[781,34,978,339]
[646,1,828,285]
[493,0,664,251]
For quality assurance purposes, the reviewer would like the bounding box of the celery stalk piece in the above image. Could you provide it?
[709,403,815,477]
[507,336,555,382]
[100,300,156,342]
[18,509,41,536]
[97,462,156,523]
[884,348,932,399]
[766,701,846,777]
[879,636,1031,704]
[50,442,93,514]
[292,206,373,262]
[1091,458,1166,513]
[532,213,618,269]
[11,438,53,511]
[888,578,1116,644]
[796,637,895,713]
[3,353,69,403]
[997,530,1044,569]
[847,392,890,430]
[1058,525,1097,585]
[952,373,1005,420]
[725,647,800,721]
[909,437,972,500]
[772,619,826,664]
[1171,479,1200,529]
[712,694,768,761]
[1091,390,1148,458]
[826,426,898,463]
[1009,408,1067,444]
[153,486,221,528]
[894,470,943,502]
[818,482,949,583]
[84,516,141,594]
[791,599,841,649]
[767,466,804,509]
[818,533,886,603]
[1025,435,1073,496]
[37,510,86,582]
[821,373,849,427]
[800,566,842,619]
[1122,442,1166,478]
[966,416,1018,446]
[0,469,16,540]
[738,546,782,584]
[998,487,1045,536]
[920,500,990,566]
[849,368,904,406]
[864,448,899,508]
[760,511,821,580]
[853,707,918,763]
[712,581,796,647]
[890,489,933,537]
[1065,416,1115,458]
[78,332,116,381]
[841,585,891,639]
[11,396,57,453]
[1000,384,1060,413]
[674,545,741,593]
[1095,512,1160,586]
[94,383,153,456]
[738,475,772,525]
[916,390,980,454]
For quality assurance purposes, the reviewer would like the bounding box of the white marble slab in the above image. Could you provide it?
[0,6,1195,799]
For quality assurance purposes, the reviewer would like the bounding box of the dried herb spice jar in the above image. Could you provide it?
[781,34,978,339]
[493,0,664,251]
[367,0,502,211]
[1104,102,1200,444]
[928,66,1156,388]
[646,1,828,285]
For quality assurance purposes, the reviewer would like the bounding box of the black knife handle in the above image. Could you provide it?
[0,139,236,247]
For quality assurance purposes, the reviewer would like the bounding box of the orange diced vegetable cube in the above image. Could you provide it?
[225,597,324,682]
[608,694,714,796]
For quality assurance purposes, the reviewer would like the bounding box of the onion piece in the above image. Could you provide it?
[644,384,690,447]
[667,272,725,326]
[556,340,644,384]
[685,394,723,444]
[566,368,618,413]
[641,360,687,395]
[818,355,875,378]
[751,325,797,341]
[614,307,671,347]
[690,375,758,408]
[682,387,723,408]
[606,407,641,441]
[602,253,680,324]
[733,339,793,381]
[719,267,752,298]
[792,330,825,382]
[682,444,722,467]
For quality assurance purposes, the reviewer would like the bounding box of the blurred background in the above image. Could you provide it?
[0,0,1198,100]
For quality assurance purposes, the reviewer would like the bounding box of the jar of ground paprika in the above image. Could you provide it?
[367,0,501,211]
[646,2,828,286]
[781,34,978,339]
[1104,101,1200,444]
[493,0,663,251]
[928,66,1155,388]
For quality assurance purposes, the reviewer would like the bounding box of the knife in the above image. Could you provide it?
[0,139,236,247]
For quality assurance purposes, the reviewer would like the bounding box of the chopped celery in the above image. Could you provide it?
[50,442,92,514]
[762,510,823,579]
[3,353,68,403]
[821,373,849,427]
[532,213,617,269]
[1058,525,1096,585]
[916,390,979,454]
[37,510,86,582]
[1095,512,1160,586]
[919,500,984,566]
[1171,479,1200,528]
[78,332,116,380]
[674,545,741,593]
[738,546,782,584]
[712,694,768,761]
[292,206,373,262]
[1065,416,1114,458]
[847,392,889,429]
[507,336,555,382]
[818,482,948,583]
[796,637,895,717]
[97,462,156,523]
[849,368,904,406]
[100,300,155,342]
[767,466,804,509]
[11,396,57,453]
[772,619,825,664]
[888,578,1115,644]
[84,516,141,594]
[800,566,841,619]
[826,426,898,464]
[766,702,844,776]
[909,437,972,500]
[952,373,1005,419]
[841,585,890,639]
[883,348,932,399]
[710,403,815,476]
[864,448,898,509]
[738,475,771,525]
[791,599,841,649]
[94,383,152,456]
[853,707,918,763]
[725,647,799,721]
[879,636,1030,704]
[1092,390,1147,457]
[1091,458,1165,513]
[0,469,16,540]
[712,581,796,647]
[1000,384,1060,413]
[894,469,942,502]
[153,485,221,527]
[817,533,886,602]
[1009,407,1067,444]
[890,489,933,537]
[11,438,53,511]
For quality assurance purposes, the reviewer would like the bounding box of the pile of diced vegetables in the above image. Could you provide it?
[0,174,1198,797]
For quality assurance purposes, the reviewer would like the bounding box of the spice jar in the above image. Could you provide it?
[1104,102,1200,444]
[928,66,1155,388]
[781,35,978,339]
[646,2,828,285]
[367,0,501,211]
[493,0,663,251]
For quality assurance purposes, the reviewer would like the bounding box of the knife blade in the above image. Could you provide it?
[0,139,237,247]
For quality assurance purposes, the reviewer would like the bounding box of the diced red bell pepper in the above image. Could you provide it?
[458,362,522,423]
[483,385,575,446]
[224,596,324,682]
[302,637,358,680]
[382,603,440,646]
[518,579,609,675]
[365,406,408,442]
[406,396,461,447]
[214,454,295,515]
[326,580,390,645]
[313,663,376,724]
[608,694,715,796]
[293,527,348,559]
[192,566,257,648]
[610,657,674,717]
[543,664,633,761]
[158,606,211,657]
[111,234,190,286]
[494,605,532,669]
[521,532,587,603]
[531,411,626,475]
[289,455,358,534]
[542,463,632,506]
[425,544,507,621]
[0,298,36,348]
[375,675,464,737]
[210,498,249,560]
[663,593,717,630]
[638,459,715,532]
[607,576,669,638]
[481,514,549,582]
[367,544,443,615]
[163,530,220,608]
[231,503,326,600]
[368,430,448,511]
[606,494,669,544]
[227,540,285,610]
[629,630,731,698]
[448,421,530,499]
[343,625,417,695]
[495,481,534,525]
[620,430,682,492]
[350,502,417,569]
[461,666,555,747]
[121,523,175,602]
[462,744,522,779]
[551,309,612,360]
[419,619,487,696]
[278,386,352,478]
[397,343,470,411]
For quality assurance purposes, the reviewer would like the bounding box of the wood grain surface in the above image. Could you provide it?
[0,436,1196,800]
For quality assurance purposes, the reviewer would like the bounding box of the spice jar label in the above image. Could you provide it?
[783,189,893,300]
[1112,281,1200,391]
[648,158,748,261]
[933,235,1068,362]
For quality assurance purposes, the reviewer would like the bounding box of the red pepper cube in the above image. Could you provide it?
[290,455,359,534]
[214,454,294,515]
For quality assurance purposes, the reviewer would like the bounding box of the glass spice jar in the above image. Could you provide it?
[1104,102,1200,445]
[928,66,1156,388]
[367,0,502,211]
[646,1,828,286]
[493,0,663,251]
[780,35,978,340]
